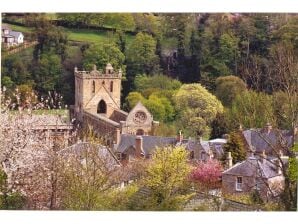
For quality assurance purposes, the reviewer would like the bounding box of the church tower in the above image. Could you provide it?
[74,63,122,121]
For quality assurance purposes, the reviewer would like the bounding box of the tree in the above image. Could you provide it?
[190,160,223,191]
[134,146,193,211]
[32,53,62,93]
[210,112,230,139]
[215,75,247,107]
[267,41,298,210]
[105,13,135,31]
[82,43,125,72]
[59,143,128,210]
[32,15,68,61]
[126,32,159,77]
[2,55,31,86]
[0,169,25,209]
[217,33,239,74]
[222,131,247,165]
[174,84,223,137]
[134,74,182,95]
[125,92,145,110]
[230,90,276,128]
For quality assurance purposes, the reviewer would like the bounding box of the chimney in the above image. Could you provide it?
[93,64,97,71]
[74,66,78,73]
[264,122,272,133]
[249,151,255,158]
[274,159,282,175]
[239,124,243,131]
[135,136,143,158]
[260,150,267,162]
[227,152,233,168]
[114,128,121,145]
[177,130,183,143]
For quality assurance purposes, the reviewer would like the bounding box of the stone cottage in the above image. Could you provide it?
[222,153,284,201]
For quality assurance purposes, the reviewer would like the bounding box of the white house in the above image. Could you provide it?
[1,25,24,47]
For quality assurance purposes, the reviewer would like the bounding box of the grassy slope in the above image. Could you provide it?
[4,22,135,45]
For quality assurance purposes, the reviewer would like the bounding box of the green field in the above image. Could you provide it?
[3,22,135,47]
[3,23,32,33]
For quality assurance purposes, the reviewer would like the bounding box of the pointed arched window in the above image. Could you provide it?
[97,100,107,114]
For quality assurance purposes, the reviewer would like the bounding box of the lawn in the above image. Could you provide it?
[3,23,32,33]
[3,22,136,47]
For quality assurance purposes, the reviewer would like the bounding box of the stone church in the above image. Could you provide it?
[71,63,159,145]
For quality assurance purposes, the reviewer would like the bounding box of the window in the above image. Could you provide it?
[97,100,107,114]
[110,81,113,92]
[190,151,194,159]
[255,180,261,191]
[92,80,95,94]
[236,176,243,191]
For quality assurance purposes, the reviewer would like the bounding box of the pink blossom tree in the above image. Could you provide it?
[190,160,223,191]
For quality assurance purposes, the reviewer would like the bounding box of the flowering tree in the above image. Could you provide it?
[0,87,73,209]
[190,160,223,191]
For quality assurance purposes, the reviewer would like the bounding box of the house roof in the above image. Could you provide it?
[59,141,120,168]
[242,129,293,154]
[115,134,177,156]
[9,31,23,39]
[223,156,281,179]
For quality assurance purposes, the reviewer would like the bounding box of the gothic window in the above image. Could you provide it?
[97,100,107,114]
[133,111,147,124]
[102,81,105,85]
[110,81,113,92]
[92,81,95,94]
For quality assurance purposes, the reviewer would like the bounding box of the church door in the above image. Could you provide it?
[97,100,107,114]
[136,129,144,135]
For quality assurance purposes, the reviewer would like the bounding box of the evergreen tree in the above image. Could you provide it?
[222,131,247,165]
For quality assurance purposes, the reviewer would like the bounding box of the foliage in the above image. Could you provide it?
[32,53,62,93]
[105,13,136,31]
[0,169,26,209]
[125,92,145,109]
[215,75,247,107]
[134,146,193,211]
[154,122,177,137]
[126,32,159,79]
[230,90,276,128]
[210,112,230,139]
[222,131,247,165]
[190,160,223,190]
[82,43,125,73]
[174,83,224,137]
[134,74,182,96]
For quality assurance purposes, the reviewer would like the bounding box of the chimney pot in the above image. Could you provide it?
[135,136,143,158]
[177,130,183,143]
[274,159,282,175]
[227,152,233,168]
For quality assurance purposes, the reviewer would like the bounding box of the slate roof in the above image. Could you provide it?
[223,156,281,179]
[242,129,293,154]
[9,31,23,39]
[115,134,177,156]
[59,141,120,169]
